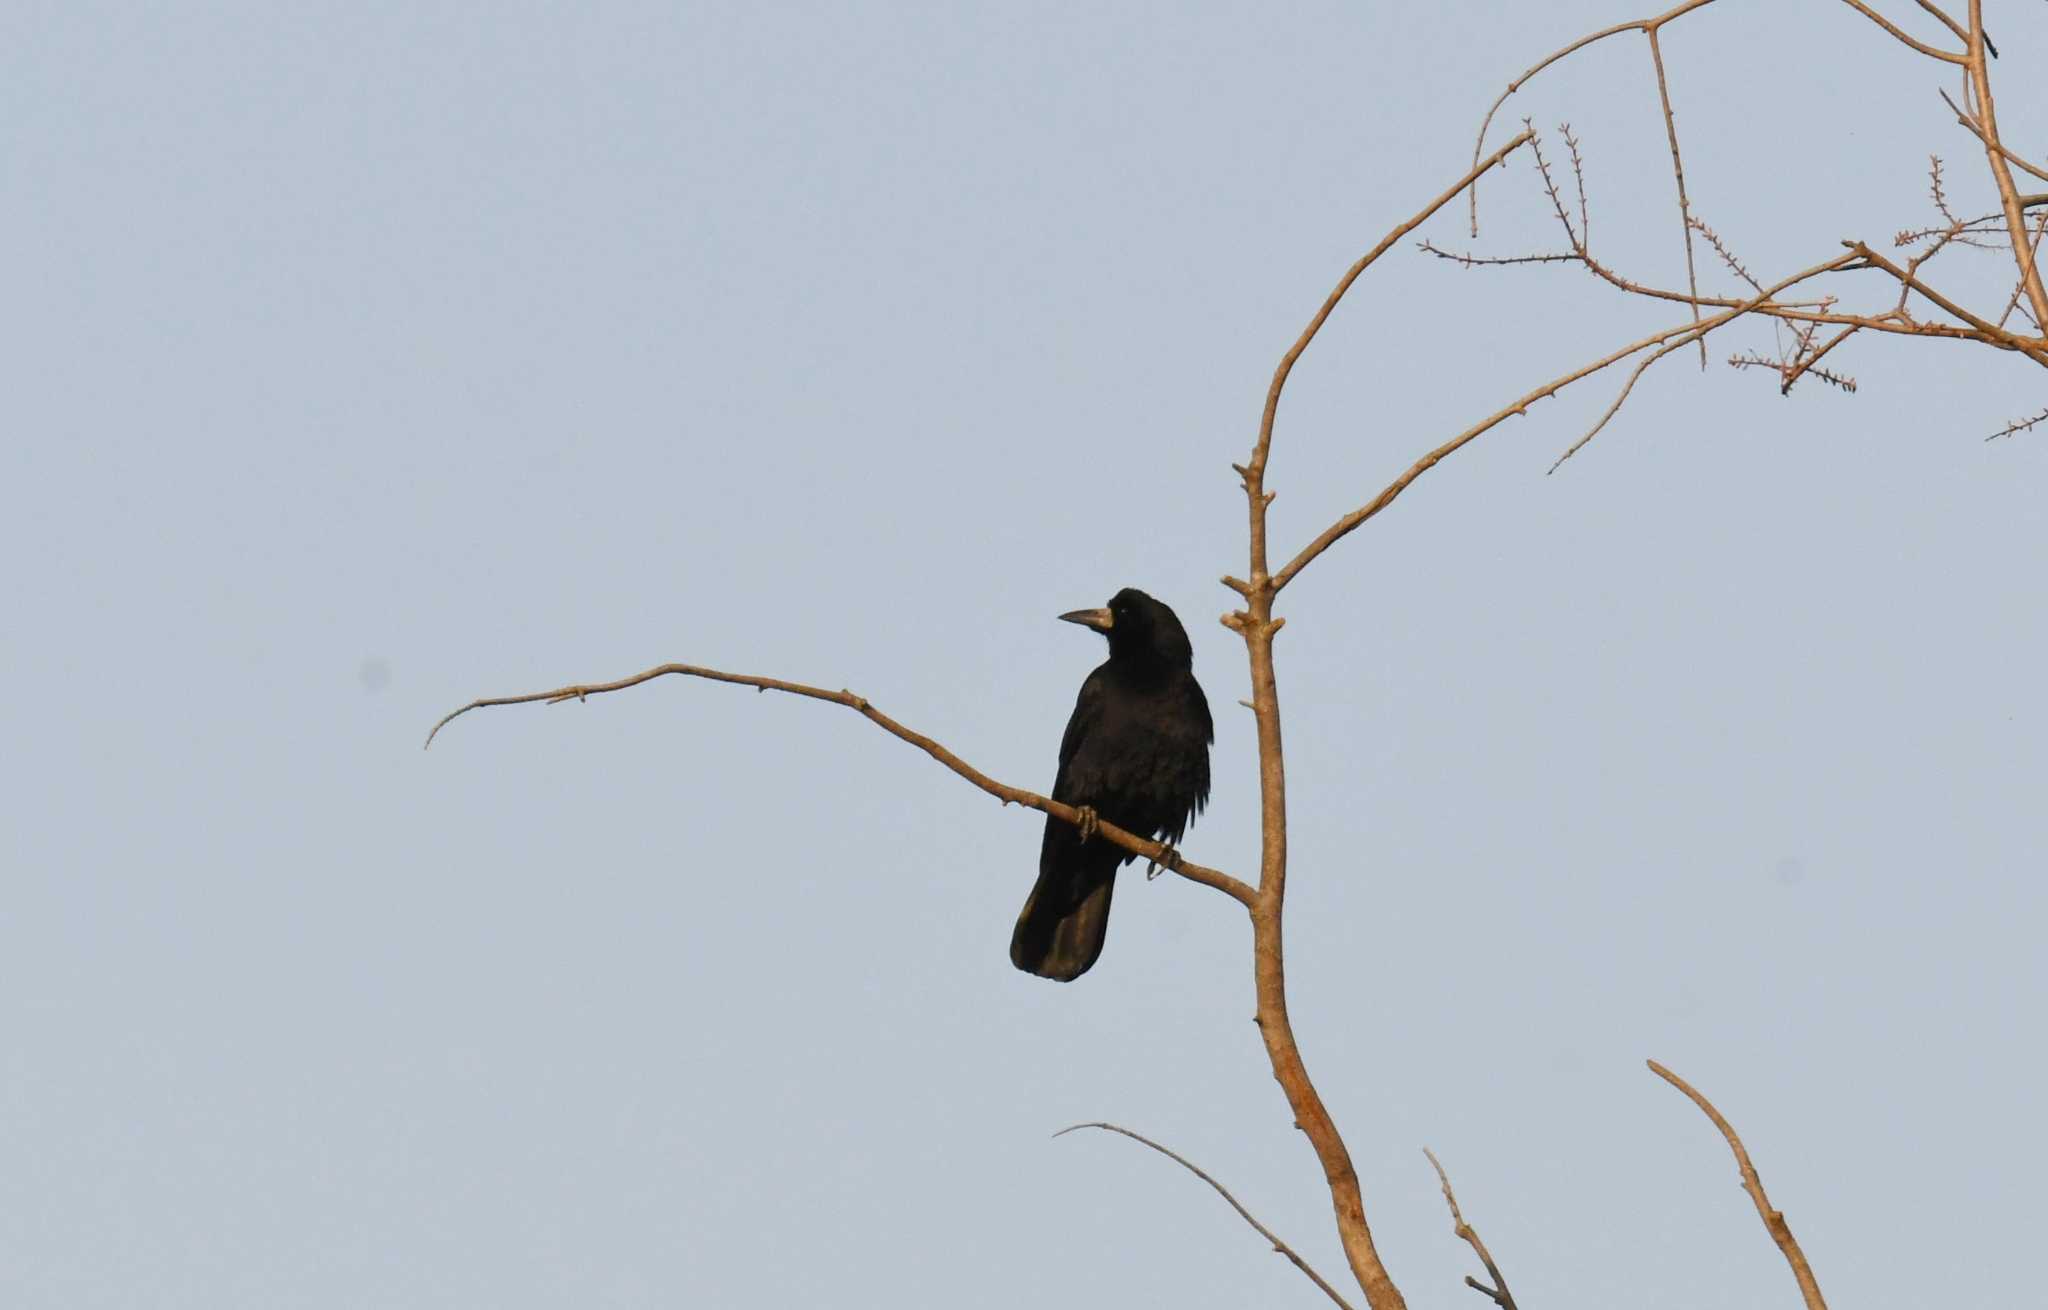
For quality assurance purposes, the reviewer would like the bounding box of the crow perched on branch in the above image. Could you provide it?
[1011,588,1213,981]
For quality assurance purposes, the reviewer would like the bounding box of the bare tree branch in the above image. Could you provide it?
[1467,0,1717,236]
[1274,249,1865,588]
[1423,1149,1518,1310]
[1941,87,2048,185]
[1988,405,2048,441]
[1913,0,1971,51]
[1648,1060,1829,1310]
[1837,0,1965,63]
[2001,211,2048,330]
[1645,27,1706,365]
[1848,241,2048,365]
[1962,1,2048,330]
[1463,0,2042,443]
[426,664,1256,906]
[1055,1122,1358,1310]
[1216,118,1543,1310]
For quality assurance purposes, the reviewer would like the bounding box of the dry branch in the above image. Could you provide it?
[1648,1060,1829,1310]
[1223,132,1545,1310]
[425,664,1255,906]
[1462,0,2045,436]
[1056,1122,1357,1310]
[1424,1149,1518,1310]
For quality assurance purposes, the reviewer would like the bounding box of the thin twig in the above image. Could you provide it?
[1527,125,1581,250]
[425,664,1256,906]
[1423,1149,1518,1310]
[1647,1061,1828,1310]
[1940,88,2048,185]
[1467,0,1719,235]
[1775,322,1863,394]
[1275,249,1861,588]
[1055,1123,1357,1310]
[1998,210,2048,330]
[1418,242,1581,268]
[1987,405,2048,441]
[1690,216,1762,293]
[1645,27,1706,366]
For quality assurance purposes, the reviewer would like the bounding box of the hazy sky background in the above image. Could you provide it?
[6,3,2046,1307]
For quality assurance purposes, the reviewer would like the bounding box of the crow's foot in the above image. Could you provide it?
[1074,805,1099,843]
[1146,844,1183,880]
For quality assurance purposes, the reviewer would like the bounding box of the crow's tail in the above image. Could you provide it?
[1010,858,1116,982]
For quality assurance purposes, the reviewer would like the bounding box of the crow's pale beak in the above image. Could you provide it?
[1059,607,1113,633]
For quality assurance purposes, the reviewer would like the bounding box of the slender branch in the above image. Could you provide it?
[1549,254,1864,470]
[1648,1060,1829,1310]
[1467,0,1718,235]
[1836,0,1964,63]
[425,664,1256,906]
[1273,250,1864,589]
[1645,28,1706,365]
[1249,127,1536,508]
[1940,88,2048,185]
[1963,0,2048,330]
[1914,0,1970,49]
[1427,220,2010,350]
[1423,1149,1518,1310]
[1777,323,1863,394]
[1988,405,2048,441]
[1055,1122,1357,1310]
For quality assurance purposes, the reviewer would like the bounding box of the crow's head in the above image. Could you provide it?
[1059,587,1194,669]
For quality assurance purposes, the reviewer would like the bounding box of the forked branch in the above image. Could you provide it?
[1424,1149,1518,1310]
[1226,132,1543,1310]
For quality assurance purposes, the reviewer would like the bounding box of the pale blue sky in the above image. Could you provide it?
[5,3,2045,1307]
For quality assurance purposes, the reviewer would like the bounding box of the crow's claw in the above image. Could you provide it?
[1146,844,1183,880]
[1074,805,1099,843]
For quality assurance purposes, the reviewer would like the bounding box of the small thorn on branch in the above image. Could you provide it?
[1989,406,2048,441]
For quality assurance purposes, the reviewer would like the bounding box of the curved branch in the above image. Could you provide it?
[1469,0,1966,242]
[1273,249,1864,589]
[1246,126,1535,567]
[1647,1060,1829,1310]
[1837,0,1964,63]
[426,664,1255,907]
[1055,1122,1357,1310]
[1466,0,1719,235]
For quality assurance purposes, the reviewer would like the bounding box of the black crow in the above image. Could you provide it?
[1011,588,1212,981]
